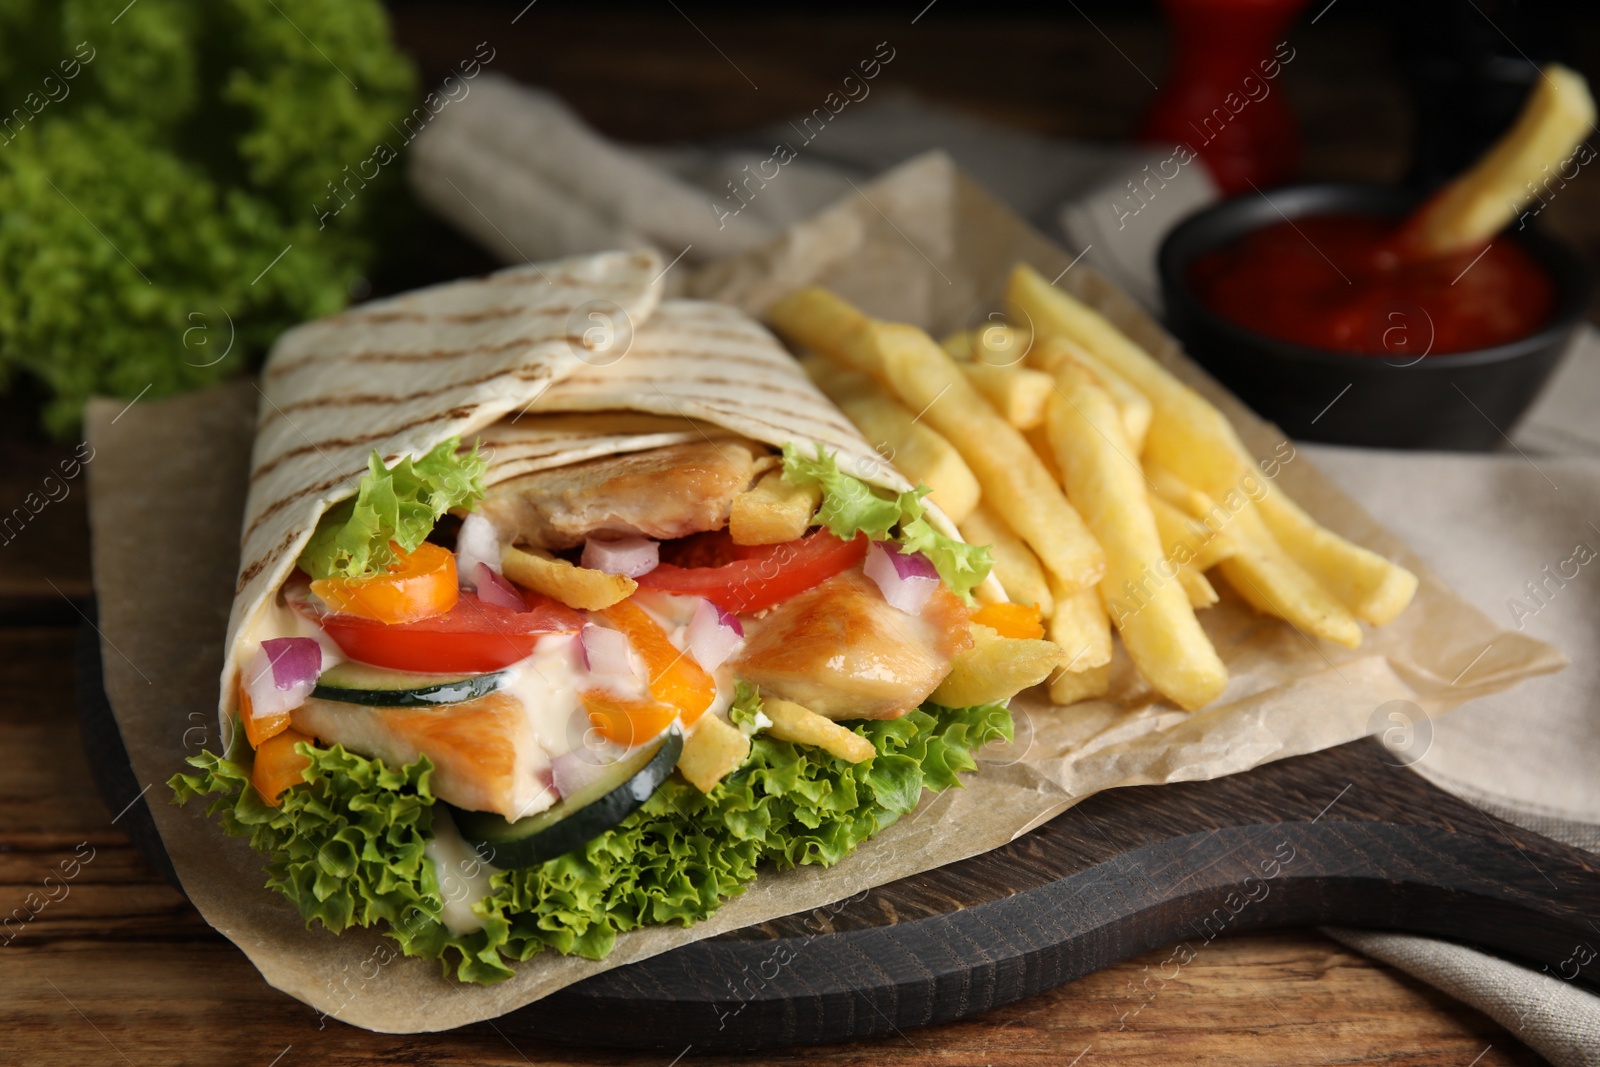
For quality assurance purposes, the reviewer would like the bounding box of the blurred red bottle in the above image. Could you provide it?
[1139,0,1310,193]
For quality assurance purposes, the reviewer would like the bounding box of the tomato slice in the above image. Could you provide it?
[303,590,584,673]
[635,529,868,614]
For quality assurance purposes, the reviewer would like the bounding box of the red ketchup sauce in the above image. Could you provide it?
[1188,214,1555,355]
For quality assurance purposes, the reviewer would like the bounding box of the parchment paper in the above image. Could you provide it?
[85,151,1564,1034]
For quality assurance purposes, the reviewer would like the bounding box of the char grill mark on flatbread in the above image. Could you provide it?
[260,251,659,382]
[257,365,557,428]
[262,321,579,382]
[248,405,478,491]
[530,300,903,494]
[338,305,543,326]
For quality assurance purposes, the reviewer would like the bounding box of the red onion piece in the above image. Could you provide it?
[581,536,659,577]
[686,598,744,671]
[473,562,527,612]
[245,638,321,721]
[456,513,501,588]
[864,541,938,615]
[580,624,639,685]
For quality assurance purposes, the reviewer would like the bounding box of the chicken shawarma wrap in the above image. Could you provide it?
[171,249,1057,983]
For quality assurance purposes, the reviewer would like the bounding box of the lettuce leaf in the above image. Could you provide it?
[297,438,486,581]
[781,442,992,599]
[170,699,1012,985]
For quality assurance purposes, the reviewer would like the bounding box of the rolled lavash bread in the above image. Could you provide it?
[222,249,983,741]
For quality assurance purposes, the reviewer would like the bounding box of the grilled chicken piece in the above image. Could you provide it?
[290,691,552,821]
[477,441,762,550]
[733,568,974,720]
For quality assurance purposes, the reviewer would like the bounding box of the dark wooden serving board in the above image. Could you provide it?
[77,624,1600,1052]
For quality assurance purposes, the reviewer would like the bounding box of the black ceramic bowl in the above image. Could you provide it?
[1159,184,1594,450]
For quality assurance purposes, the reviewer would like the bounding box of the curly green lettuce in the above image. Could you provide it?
[0,0,416,433]
[170,698,1013,985]
[296,438,486,581]
[781,441,992,599]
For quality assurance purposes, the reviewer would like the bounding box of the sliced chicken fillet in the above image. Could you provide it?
[290,691,553,821]
[478,441,762,550]
[733,568,975,720]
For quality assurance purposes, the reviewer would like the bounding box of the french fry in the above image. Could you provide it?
[502,545,636,610]
[1255,491,1419,627]
[1150,493,1235,573]
[1143,460,1212,518]
[1401,64,1596,257]
[1029,335,1152,454]
[803,357,982,523]
[1178,567,1219,609]
[867,320,1105,593]
[932,624,1061,707]
[1026,426,1062,483]
[942,330,974,361]
[968,324,1033,367]
[1010,264,1418,629]
[1047,375,1227,710]
[1008,263,1247,494]
[959,506,1054,616]
[767,287,881,377]
[960,361,1054,429]
[1215,503,1363,648]
[731,470,821,546]
[677,715,751,793]
[1048,661,1110,706]
[1048,578,1112,671]
[762,695,876,763]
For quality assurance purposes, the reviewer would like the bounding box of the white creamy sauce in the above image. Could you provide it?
[238,591,346,673]
[499,633,586,762]
[424,808,501,935]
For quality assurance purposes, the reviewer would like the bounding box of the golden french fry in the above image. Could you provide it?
[931,624,1061,707]
[960,361,1054,429]
[968,324,1033,367]
[677,715,751,793]
[1178,567,1219,609]
[1011,264,1417,630]
[1048,661,1110,706]
[1254,492,1418,626]
[731,470,821,546]
[1403,65,1596,257]
[868,320,1105,593]
[804,357,982,523]
[1215,504,1363,648]
[1025,425,1062,483]
[763,695,877,763]
[1150,493,1235,573]
[767,287,882,378]
[502,545,636,610]
[1030,335,1153,455]
[1008,263,1248,495]
[959,506,1054,615]
[1047,376,1227,710]
[942,330,974,361]
[1143,460,1211,517]
[1048,578,1112,671]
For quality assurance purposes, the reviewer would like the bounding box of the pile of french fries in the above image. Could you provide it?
[767,265,1419,712]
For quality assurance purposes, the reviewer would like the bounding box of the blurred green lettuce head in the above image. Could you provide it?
[0,0,417,433]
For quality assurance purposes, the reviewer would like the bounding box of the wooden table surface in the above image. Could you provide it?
[5,4,1594,1063]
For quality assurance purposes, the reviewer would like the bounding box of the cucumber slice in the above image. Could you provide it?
[312,661,507,707]
[452,730,683,869]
